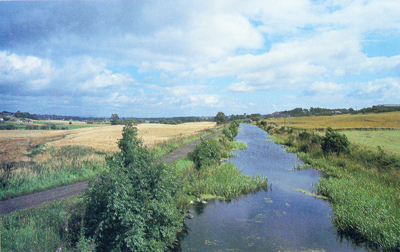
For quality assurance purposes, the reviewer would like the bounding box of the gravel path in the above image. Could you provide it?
[0,131,221,215]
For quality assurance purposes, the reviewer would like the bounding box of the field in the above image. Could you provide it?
[268,111,400,130]
[0,122,217,163]
[343,130,400,155]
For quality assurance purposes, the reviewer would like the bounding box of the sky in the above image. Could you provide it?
[0,0,400,118]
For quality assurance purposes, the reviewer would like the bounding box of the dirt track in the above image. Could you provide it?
[0,131,221,215]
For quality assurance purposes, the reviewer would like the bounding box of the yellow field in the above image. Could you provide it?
[267,111,400,130]
[0,122,217,162]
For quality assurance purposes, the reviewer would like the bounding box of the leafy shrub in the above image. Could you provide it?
[5,124,16,130]
[83,124,183,251]
[266,125,274,132]
[222,128,233,141]
[50,124,57,130]
[298,131,311,141]
[229,121,239,138]
[26,125,39,130]
[321,128,350,155]
[41,125,49,130]
[191,138,221,170]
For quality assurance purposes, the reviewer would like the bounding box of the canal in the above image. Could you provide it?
[178,124,367,251]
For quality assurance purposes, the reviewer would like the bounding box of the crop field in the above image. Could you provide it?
[0,122,217,162]
[268,111,400,130]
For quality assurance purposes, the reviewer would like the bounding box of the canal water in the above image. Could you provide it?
[178,124,367,251]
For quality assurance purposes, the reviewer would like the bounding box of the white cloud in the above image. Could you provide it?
[350,77,400,102]
[306,81,343,95]
[0,52,135,97]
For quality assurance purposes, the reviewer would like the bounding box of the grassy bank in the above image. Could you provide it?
[0,123,267,251]
[258,122,400,251]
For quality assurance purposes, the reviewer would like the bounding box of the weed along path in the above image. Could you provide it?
[0,131,221,215]
[178,124,368,251]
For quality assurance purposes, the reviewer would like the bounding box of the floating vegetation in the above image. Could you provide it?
[293,189,329,200]
[264,197,273,203]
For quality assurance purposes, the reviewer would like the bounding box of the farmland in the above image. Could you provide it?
[0,122,217,163]
[343,130,400,155]
[267,111,400,130]
[0,122,219,200]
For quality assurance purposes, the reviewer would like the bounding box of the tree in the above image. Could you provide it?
[214,112,227,124]
[83,123,183,251]
[110,114,123,125]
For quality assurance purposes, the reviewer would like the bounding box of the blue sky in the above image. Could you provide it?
[1,0,399,117]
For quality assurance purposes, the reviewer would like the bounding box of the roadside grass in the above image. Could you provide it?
[0,196,88,252]
[0,146,107,200]
[263,125,400,251]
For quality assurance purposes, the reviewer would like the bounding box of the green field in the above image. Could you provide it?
[343,130,400,155]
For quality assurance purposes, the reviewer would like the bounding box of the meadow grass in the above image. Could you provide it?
[343,130,400,155]
[264,124,400,251]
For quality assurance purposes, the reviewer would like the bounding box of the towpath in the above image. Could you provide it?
[0,131,221,215]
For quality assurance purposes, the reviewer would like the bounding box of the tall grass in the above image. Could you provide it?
[0,146,107,200]
[263,125,400,251]
[0,196,94,252]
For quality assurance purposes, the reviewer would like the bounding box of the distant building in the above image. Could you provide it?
[0,118,4,123]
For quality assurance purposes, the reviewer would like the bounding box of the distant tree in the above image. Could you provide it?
[215,112,227,124]
[69,121,72,125]
[110,114,123,125]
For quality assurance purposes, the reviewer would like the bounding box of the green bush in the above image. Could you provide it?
[222,128,233,141]
[83,123,183,251]
[5,124,16,130]
[321,128,350,155]
[191,138,221,170]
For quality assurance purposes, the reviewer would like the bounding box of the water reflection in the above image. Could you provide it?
[176,124,368,251]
